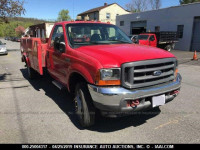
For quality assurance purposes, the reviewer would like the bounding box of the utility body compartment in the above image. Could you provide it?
[21,38,47,75]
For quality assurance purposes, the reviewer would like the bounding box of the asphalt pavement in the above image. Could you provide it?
[0,39,200,143]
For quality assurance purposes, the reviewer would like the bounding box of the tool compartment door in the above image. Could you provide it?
[31,38,44,75]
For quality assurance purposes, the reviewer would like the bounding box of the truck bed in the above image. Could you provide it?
[155,32,178,44]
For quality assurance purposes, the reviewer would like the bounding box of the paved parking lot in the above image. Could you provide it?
[0,39,200,143]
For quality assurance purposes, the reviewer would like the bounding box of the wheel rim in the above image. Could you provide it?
[74,90,83,119]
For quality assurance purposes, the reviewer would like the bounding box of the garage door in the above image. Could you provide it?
[131,21,147,35]
[191,17,200,51]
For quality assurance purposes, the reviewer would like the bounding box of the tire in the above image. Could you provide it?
[74,82,95,127]
[27,66,36,79]
[165,45,172,52]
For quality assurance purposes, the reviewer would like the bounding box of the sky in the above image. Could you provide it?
[22,0,180,20]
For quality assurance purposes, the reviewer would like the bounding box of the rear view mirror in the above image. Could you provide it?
[4,43,6,45]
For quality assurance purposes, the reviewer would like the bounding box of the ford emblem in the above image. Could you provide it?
[153,70,162,76]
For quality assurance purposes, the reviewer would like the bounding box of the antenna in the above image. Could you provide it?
[73,0,74,20]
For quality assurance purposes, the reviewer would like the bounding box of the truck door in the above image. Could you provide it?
[47,25,68,85]
[149,35,157,47]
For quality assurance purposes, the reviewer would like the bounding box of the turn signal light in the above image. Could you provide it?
[174,68,178,81]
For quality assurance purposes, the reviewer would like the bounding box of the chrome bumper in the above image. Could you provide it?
[88,73,182,113]
[0,50,8,55]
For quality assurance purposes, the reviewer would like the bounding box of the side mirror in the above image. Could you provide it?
[59,42,66,53]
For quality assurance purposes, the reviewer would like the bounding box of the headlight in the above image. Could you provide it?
[100,69,120,80]
[95,68,121,86]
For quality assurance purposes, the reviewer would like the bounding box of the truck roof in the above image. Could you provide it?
[55,20,111,25]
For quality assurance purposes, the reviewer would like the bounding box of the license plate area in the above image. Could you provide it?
[152,94,166,108]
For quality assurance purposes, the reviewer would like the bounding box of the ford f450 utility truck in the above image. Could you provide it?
[21,21,182,127]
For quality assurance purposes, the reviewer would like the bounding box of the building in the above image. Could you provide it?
[116,2,200,51]
[77,3,130,25]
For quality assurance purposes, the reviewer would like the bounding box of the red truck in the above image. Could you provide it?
[21,21,182,127]
[136,32,178,51]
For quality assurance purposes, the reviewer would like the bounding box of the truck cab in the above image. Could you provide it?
[137,33,157,47]
[21,21,182,127]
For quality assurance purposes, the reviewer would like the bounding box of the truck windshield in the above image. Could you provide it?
[138,35,149,40]
[66,23,132,48]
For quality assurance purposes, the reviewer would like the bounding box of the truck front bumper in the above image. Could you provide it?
[88,73,182,116]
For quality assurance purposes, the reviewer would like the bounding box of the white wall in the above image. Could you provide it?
[100,4,130,25]
[117,3,200,51]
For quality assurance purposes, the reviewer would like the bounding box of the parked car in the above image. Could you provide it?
[10,37,17,41]
[4,37,9,40]
[15,37,21,42]
[7,37,11,40]
[0,40,7,55]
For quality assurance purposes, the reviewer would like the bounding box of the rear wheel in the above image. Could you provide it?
[74,82,95,127]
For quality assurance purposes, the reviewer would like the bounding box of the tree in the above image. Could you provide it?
[125,0,148,12]
[15,25,25,36]
[150,0,161,10]
[179,0,200,4]
[0,0,25,23]
[57,9,71,21]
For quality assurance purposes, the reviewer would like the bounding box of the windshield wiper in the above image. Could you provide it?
[107,40,132,44]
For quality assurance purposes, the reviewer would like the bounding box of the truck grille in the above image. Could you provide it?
[121,58,177,89]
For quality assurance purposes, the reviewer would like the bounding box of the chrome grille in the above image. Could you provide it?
[122,58,177,89]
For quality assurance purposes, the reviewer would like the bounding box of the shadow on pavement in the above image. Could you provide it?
[20,68,161,132]
[0,73,11,81]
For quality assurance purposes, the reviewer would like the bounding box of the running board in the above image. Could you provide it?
[52,80,65,90]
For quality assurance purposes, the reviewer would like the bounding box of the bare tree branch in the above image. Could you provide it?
[125,0,148,13]
[150,0,161,10]
[0,0,25,23]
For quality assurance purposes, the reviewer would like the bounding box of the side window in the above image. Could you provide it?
[150,35,155,41]
[51,25,64,47]
[107,27,116,37]
[106,13,110,19]
[120,21,124,26]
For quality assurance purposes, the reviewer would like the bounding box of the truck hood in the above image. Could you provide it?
[76,44,175,68]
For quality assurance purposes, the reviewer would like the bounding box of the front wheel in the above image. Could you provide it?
[74,82,95,127]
